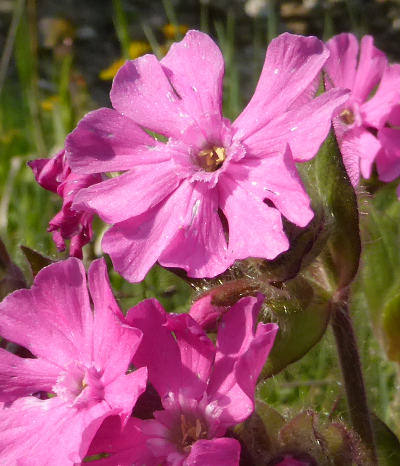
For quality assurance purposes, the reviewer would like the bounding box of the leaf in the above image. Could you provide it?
[371,414,400,466]
[0,237,26,299]
[20,245,53,277]
[358,183,400,363]
[261,276,331,378]
[299,130,361,290]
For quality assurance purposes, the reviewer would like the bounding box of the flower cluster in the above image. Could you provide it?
[2,26,400,465]
[324,33,400,191]
[0,259,277,464]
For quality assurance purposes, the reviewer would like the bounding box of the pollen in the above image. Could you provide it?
[340,108,355,125]
[198,146,226,172]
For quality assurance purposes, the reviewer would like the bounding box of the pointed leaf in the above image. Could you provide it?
[20,245,54,277]
[0,238,26,299]
[371,414,400,466]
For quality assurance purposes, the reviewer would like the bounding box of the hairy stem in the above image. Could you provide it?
[331,294,378,464]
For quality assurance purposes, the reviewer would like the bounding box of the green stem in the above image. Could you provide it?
[331,293,378,464]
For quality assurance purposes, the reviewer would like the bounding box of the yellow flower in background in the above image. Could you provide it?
[162,23,189,39]
[99,41,151,81]
[40,95,60,112]
[99,58,126,81]
[128,41,151,58]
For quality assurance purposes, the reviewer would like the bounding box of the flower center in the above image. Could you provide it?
[197,146,226,172]
[180,414,208,451]
[340,108,355,125]
[53,362,104,407]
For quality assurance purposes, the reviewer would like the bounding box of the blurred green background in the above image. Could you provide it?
[1,0,400,449]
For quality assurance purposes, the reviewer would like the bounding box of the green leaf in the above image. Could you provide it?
[0,237,26,299]
[358,183,400,363]
[372,414,400,466]
[20,245,53,277]
[261,277,331,378]
[299,130,361,290]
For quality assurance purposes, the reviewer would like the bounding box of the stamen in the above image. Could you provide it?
[340,108,355,125]
[198,146,226,172]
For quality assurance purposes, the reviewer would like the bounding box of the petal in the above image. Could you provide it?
[352,35,387,102]
[86,416,153,465]
[377,127,400,182]
[233,33,329,139]
[226,147,313,227]
[184,438,241,466]
[110,54,197,139]
[340,127,382,184]
[125,299,182,403]
[243,88,349,162]
[66,108,161,174]
[73,162,179,224]
[104,367,148,424]
[218,174,289,260]
[325,33,359,89]
[159,182,231,278]
[166,313,215,400]
[102,180,194,283]
[207,296,278,430]
[88,259,143,383]
[362,64,400,129]
[0,349,60,402]
[161,30,224,140]
[0,258,93,368]
[189,293,228,332]
[0,396,113,464]
[28,149,65,193]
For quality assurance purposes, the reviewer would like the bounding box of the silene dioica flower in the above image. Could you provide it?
[87,295,278,465]
[324,32,400,188]
[0,258,147,464]
[29,149,102,258]
[66,30,348,282]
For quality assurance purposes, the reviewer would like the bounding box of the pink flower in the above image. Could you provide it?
[376,105,400,197]
[66,30,348,282]
[87,294,278,465]
[29,149,102,258]
[0,258,147,464]
[324,33,400,186]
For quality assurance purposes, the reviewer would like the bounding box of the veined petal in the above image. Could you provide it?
[377,127,400,182]
[73,162,179,224]
[243,88,349,162]
[102,180,194,283]
[184,438,241,466]
[206,296,277,430]
[110,54,197,139]
[226,147,313,227]
[159,182,231,278]
[325,33,359,89]
[104,368,148,424]
[219,174,289,261]
[362,64,400,129]
[161,30,224,141]
[0,258,93,368]
[0,350,60,402]
[86,416,153,465]
[341,127,382,184]
[66,108,161,174]
[88,259,143,383]
[0,396,114,464]
[125,299,182,403]
[166,313,216,400]
[233,33,329,139]
[352,35,387,102]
